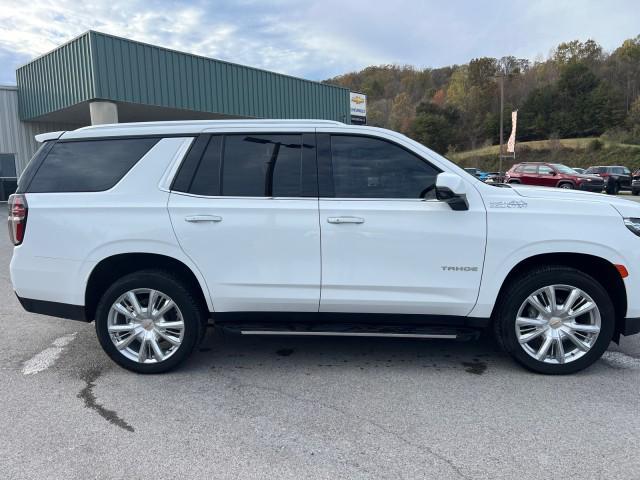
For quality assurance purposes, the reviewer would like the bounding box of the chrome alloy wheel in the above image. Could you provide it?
[107,288,185,364]
[515,284,601,364]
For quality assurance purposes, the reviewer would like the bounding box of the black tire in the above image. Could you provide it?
[605,178,619,195]
[493,265,614,374]
[558,182,573,189]
[633,189,639,196]
[508,180,520,184]
[95,269,206,373]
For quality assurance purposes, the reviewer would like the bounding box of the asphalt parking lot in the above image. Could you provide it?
[2,198,640,479]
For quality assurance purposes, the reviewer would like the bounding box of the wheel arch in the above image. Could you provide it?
[556,180,575,188]
[85,253,212,322]
[490,252,627,339]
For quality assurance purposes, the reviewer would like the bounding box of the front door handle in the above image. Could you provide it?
[185,215,222,223]
[327,216,365,224]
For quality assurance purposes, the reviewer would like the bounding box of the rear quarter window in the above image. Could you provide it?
[26,138,159,193]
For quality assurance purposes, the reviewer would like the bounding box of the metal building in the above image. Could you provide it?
[0,30,354,197]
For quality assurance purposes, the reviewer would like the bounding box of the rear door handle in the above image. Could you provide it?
[327,216,365,224]
[185,215,222,223]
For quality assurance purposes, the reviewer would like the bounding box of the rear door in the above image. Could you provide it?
[520,164,539,185]
[619,167,632,189]
[316,130,486,316]
[168,130,321,312]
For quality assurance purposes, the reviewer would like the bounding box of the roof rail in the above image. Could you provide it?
[75,119,346,132]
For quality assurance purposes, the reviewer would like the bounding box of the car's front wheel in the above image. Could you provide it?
[493,266,614,374]
[606,180,619,195]
[95,270,206,373]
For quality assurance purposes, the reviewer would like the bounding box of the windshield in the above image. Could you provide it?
[551,164,577,174]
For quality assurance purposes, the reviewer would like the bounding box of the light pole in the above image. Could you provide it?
[498,73,505,176]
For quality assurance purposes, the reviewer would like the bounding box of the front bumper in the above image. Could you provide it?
[578,183,604,192]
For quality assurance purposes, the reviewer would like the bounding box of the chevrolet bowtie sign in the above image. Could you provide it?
[350,92,367,125]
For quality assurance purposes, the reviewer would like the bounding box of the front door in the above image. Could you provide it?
[169,132,321,312]
[537,164,557,187]
[316,132,486,316]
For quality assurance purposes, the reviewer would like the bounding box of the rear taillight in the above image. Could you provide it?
[8,194,28,246]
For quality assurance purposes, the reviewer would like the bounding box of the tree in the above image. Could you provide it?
[389,92,414,134]
[553,39,603,66]
[412,102,459,154]
[609,36,640,112]
[324,36,633,152]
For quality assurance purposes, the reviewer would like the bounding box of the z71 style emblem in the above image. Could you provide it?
[489,200,528,209]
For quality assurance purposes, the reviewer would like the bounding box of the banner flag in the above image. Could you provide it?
[507,110,517,153]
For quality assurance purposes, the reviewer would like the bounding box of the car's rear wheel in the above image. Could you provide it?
[493,266,614,374]
[633,189,639,196]
[95,270,206,373]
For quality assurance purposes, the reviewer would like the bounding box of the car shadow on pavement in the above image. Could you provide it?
[182,326,511,376]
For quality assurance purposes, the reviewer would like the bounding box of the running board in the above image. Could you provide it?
[219,323,479,341]
[240,331,457,339]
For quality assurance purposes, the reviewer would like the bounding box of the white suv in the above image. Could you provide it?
[9,120,640,374]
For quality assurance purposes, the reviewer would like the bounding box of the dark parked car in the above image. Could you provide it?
[505,162,604,191]
[631,169,640,196]
[584,166,632,195]
[572,167,586,174]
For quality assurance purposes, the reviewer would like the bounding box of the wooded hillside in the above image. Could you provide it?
[325,37,640,159]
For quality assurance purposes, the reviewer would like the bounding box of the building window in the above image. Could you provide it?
[0,153,17,201]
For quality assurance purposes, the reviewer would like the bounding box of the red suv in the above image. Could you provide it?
[505,162,604,192]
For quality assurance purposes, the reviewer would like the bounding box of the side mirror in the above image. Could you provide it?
[435,172,469,211]
[551,171,557,176]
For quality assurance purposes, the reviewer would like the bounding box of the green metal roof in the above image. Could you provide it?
[16,31,350,122]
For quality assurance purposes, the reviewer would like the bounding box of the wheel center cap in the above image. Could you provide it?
[141,318,154,330]
[549,317,563,329]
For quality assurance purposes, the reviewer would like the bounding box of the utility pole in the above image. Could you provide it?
[498,74,504,177]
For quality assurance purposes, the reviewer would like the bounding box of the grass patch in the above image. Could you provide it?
[450,138,640,171]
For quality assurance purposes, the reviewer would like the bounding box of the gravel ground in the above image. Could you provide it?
[1,215,640,479]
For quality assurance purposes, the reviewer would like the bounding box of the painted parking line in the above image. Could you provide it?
[22,332,77,375]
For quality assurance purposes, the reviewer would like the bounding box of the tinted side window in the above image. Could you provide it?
[16,142,53,193]
[538,165,554,175]
[329,135,439,198]
[521,165,538,174]
[189,136,222,196]
[221,134,307,197]
[27,138,159,193]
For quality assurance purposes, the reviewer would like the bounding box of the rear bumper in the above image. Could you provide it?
[621,317,640,336]
[16,295,88,322]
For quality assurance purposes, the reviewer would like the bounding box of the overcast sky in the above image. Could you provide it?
[0,0,638,85]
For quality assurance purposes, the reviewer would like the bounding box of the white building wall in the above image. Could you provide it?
[0,86,79,175]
